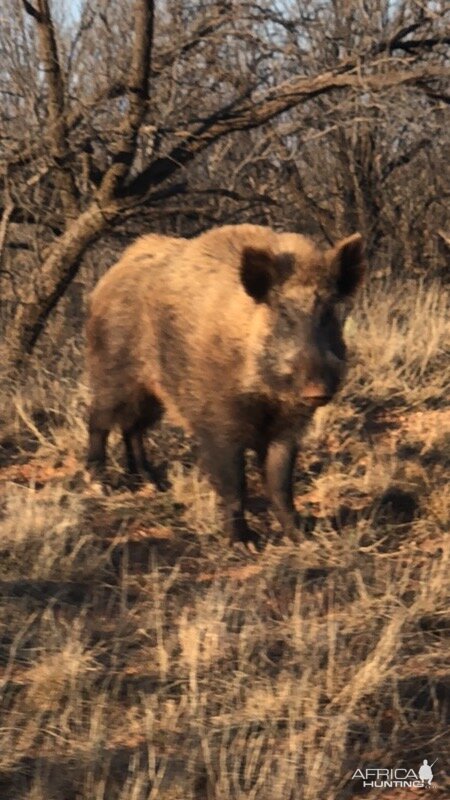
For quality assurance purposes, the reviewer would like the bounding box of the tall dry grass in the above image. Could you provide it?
[0,277,449,799]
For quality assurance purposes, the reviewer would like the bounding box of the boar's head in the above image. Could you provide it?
[240,232,365,409]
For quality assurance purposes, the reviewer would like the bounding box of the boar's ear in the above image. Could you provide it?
[331,233,365,297]
[241,247,294,302]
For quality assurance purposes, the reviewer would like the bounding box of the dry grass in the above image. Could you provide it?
[0,278,449,799]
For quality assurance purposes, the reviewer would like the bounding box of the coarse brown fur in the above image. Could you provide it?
[86,224,365,546]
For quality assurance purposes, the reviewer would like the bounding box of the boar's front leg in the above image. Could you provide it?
[198,433,259,548]
[264,437,298,537]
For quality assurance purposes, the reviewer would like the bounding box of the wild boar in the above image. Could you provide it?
[86,224,365,546]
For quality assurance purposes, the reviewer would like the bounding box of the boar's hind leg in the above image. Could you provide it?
[122,394,167,489]
[123,427,166,486]
[87,407,110,474]
[199,434,259,547]
[264,438,298,537]
[123,428,148,476]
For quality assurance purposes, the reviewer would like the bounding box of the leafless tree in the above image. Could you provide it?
[0,0,448,370]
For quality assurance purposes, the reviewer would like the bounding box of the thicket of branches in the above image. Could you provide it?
[0,0,449,369]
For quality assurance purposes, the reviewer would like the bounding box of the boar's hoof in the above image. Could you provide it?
[85,463,113,495]
[126,465,170,492]
[230,525,263,552]
[281,511,317,542]
[142,464,171,492]
[151,470,171,492]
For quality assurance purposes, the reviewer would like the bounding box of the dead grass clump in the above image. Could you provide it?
[0,483,103,581]
[345,279,449,406]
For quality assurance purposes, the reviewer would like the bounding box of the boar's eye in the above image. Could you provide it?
[277,304,297,335]
[319,305,339,331]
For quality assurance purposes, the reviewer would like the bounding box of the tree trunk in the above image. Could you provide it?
[6,201,119,371]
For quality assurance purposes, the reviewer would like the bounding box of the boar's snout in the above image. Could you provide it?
[299,382,332,407]
[297,348,344,407]
[298,372,339,407]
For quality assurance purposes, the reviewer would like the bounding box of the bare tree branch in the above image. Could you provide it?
[382,137,431,180]
[394,35,450,52]
[0,180,14,267]
[21,0,42,22]
[125,62,449,199]
[98,0,154,199]
[420,87,450,104]
[437,229,450,249]
[387,20,427,51]
[155,6,231,73]
[22,0,79,221]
